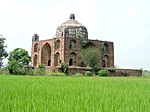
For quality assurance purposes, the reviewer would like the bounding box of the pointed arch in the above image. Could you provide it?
[69,39,77,49]
[54,52,60,66]
[103,54,109,67]
[33,54,38,66]
[84,42,96,48]
[103,42,109,53]
[41,43,51,66]
[34,43,38,52]
[69,52,77,66]
[55,40,61,49]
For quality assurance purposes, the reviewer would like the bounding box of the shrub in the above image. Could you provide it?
[107,67,116,73]
[93,66,100,75]
[86,66,92,72]
[0,67,9,75]
[121,70,129,77]
[28,65,46,76]
[7,64,46,76]
[59,62,68,75]
[84,71,93,76]
[98,69,108,76]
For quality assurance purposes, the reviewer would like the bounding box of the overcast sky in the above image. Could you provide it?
[0,0,150,70]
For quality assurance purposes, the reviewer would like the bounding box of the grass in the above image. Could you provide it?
[0,75,150,112]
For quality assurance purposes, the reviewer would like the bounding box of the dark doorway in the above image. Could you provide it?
[48,59,51,66]
[69,58,73,66]
[102,60,106,67]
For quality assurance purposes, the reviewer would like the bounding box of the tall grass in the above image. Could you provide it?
[0,75,150,112]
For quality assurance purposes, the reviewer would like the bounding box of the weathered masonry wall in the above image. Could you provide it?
[45,67,142,77]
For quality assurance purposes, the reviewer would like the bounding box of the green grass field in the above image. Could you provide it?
[0,75,150,112]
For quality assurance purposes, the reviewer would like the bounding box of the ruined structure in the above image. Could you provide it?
[31,14,114,70]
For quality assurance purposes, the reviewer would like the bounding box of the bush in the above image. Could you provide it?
[86,66,92,72]
[0,68,9,75]
[84,71,93,76]
[59,62,68,75]
[121,70,129,77]
[107,67,116,73]
[98,69,108,76]
[93,65,100,74]
[7,63,46,76]
[74,73,84,77]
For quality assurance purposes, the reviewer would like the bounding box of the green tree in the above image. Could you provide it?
[76,32,87,48]
[0,35,8,68]
[80,47,101,68]
[7,48,31,74]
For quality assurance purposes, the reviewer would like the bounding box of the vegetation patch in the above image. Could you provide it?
[0,75,150,112]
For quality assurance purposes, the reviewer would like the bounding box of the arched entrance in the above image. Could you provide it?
[103,54,109,67]
[84,42,96,48]
[34,43,38,52]
[69,58,73,66]
[41,43,51,66]
[69,52,77,66]
[55,40,60,49]
[54,52,60,66]
[33,54,38,66]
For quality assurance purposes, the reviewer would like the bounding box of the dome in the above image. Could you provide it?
[56,14,88,40]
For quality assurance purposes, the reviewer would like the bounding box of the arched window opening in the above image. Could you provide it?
[69,52,77,66]
[55,40,61,49]
[103,54,109,67]
[41,43,51,66]
[69,39,76,49]
[48,59,51,66]
[65,29,69,37]
[103,43,109,53]
[34,43,38,52]
[102,60,106,68]
[54,52,60,66]
[69,58,73,66]
[84,42,96,49]
[33,54,38,66]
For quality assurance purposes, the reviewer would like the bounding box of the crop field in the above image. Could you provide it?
[0,75,150,112]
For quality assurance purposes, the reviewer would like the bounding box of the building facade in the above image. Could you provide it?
[31,14,114,69]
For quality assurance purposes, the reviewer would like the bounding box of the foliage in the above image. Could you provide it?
[0,67,9,75]
[121,70,129,77]
[86,66,92,72]
[93,65,100,75]
[107,67,116,73]
[1,76,150,112]
[59,62,68,75]
[30,68,46,76]
[98,69,108,76]
[80,47,101,68]
[142,70,150,77]
[26,64,46,76]
[36,64,46,75]
[84,71,93,76]
[7,48,31,74]
[76,32,86,48]
[74,73,84,77]
[0,36,8,68]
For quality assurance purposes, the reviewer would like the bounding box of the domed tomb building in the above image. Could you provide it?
[31,14,114,69]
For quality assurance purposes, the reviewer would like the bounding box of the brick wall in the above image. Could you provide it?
[45,67,142,77]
